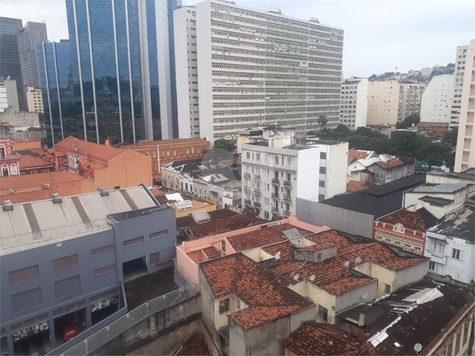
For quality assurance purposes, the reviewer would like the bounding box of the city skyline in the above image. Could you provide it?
[2,0,473,78]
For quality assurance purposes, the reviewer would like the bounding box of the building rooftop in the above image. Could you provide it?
[378,208,438,231]
[375,157,414,170]
[418,196,454,207]
[0,186,158,255]
[283,322,374,355]
[0,171,85,193]
[348,149,374,164]
[176,208,238,230]
[190,213,263,240]
[427,169,475,182]
[18,155,53,169]
[55,136,123,162]
[429,204,474,242]
[338,278,474,355]
[321,175,426,219]
[156,192,212,212]
[346,180,376,192]
[0,189,56,205]
[200,253,314,330]
[411,183,470,194]
[123,138,209,148]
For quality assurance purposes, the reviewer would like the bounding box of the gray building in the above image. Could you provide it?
[17,22,47,93]
[0,185,176,355]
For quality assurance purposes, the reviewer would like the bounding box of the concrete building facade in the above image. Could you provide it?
[397,82,425,122]
[26,87,44,113]
[420,74,454,123]
[241,140,348,220]
[366,81,399,126]
[450,45,469,127]
[454,39,475,172]
[0,185,176,355]
[0,78,20,112]
[188,0,343,143]
[339,77,368,129]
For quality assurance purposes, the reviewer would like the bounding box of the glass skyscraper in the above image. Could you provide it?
[40,0,180,146]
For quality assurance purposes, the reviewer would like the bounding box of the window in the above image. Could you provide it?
[256,153,260,161]
[219,298,230,314]
[92,244,115,256]
[237,298,242,310]
[150,230,168,240]
[320,152,327,160]
[452,248,462,260]
[246,152,250,159]
[446,340,453,356]
[150,252,160,265]
[319,180,325,187]
[12,287,42,313]
[384,283,391,294]
[30,170,37,174]
[462,321,469,345]
[318,194,325,201]
[53,254,79,272]
[222,240,226,252]
[319,167,326,174]
[275,156,279,164]
[55,275,81,299]
[9,265,39,285]
[318,305,328,322]
[93,264,116,276]
[429,261,436,270]
[454,331,461,354]
[123,236,144,247]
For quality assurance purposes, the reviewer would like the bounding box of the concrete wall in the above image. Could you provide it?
[335,281,377,313]
[395,260,429,290]
[198,269,216,327]
[367,81,399,126]
[325,142,349,199]
[369,163,415,184]
[420,75,454,123]
[0,109,39,127]
[352,262,397,297]
[296,198,374,239]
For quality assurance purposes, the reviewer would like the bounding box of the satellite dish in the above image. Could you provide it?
[414,343,422,353]
[275,251,281,260]
[441,165,446,170]
[355,257,362,264]
[444,167,450,173]
[293,274,299,281]
[362,292,368,299]
[344,261,350,267]
[309,275,315,281]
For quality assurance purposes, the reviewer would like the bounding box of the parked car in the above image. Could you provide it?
[62,325,77,342]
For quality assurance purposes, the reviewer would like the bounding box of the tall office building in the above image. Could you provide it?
[454,39,475,172]
[175,0,343,143]
[450,45,469,128]
[17,21,48,93]
[0,17,26,111]
[40,0,180,146]
[339,77,368,129]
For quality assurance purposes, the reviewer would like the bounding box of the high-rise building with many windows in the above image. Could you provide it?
[175,0,343,142]
[40,0,180,146]
[450,45,469,128]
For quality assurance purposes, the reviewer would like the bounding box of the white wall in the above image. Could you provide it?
[420,75,454,123]
[355,79,369,128]
[325,142,349,199]
[296,148,320,201]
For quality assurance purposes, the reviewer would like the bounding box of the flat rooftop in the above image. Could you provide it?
[428,204,474,242]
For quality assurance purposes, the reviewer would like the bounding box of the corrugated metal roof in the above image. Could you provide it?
[0,186,157,256]
[412,183,468,193]
[191,210,212,224]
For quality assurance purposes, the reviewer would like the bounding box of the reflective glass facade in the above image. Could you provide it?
[40,0,179,146]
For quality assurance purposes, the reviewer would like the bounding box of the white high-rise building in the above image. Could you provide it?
[454,39,475,172]
[241,140,348,220]
[176,0,344,143]
[339,77,368,129]
[450,45,469,128]
[420,75,454,123]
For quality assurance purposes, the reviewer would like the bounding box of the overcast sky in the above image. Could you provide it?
[2,0,474,77]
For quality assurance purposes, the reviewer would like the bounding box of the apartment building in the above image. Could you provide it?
[450,45,469,127]
[26,86,43,113]
[177,0,343,143]
[241,140,348,219]
[339,77,368,129]
[397,82,425,122]
[367,81,399,126]
[174,7,200,138]
[420,74,454,123]
[454,39,475,172]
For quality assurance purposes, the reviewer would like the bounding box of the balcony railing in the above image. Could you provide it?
[244,173,251,179]
[283,210,291,216]
[244,186,251,192]
[253,188,261,194]
[272,178,280,184]
[272,192,279,198]
[272,207,279,214]
[283,180,291,186]
[254,202,261,207]
[283,195,291,201]
[244,199,251,205]
[254,174,261,180]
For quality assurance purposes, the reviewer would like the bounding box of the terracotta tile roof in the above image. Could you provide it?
[269,230,428,296]
[202,246,221,259]
[176,208,238,230]
[379,208,437,231]
[78,159,107,169]
[190,214,262,239]
[348,149,372,164]
[0,189,55,205]
[45,148,66,156]
[123,138,209,148]
[227,223,313,252]
[346,180,376,192]
[18,155,53,169]
[261,242,295,263]
[150,188,165,196]
[375,157,414,170]
[200,253,313,330]
[177,334,210,356]
[283,322,375,355]
[0,171,84,193]
[55,136,123,161]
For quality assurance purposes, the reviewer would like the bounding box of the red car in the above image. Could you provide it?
[62,325,77,342]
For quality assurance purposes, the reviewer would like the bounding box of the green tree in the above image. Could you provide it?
[396,114,420,129]
[443,127,458,147]
[213,138,236,153]
[335,124,352,135]
[316,115,328,130]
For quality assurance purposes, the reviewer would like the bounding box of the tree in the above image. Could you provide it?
[335,124,352,135]
[317,115,328,130]
[396,114,420,129]
[443,127,458,147]
[213,138,236,153]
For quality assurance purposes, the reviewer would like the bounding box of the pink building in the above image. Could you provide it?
[0,139,20,177]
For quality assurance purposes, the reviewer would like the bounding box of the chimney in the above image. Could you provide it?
[358,313,365,327]
[2,200,13,212]
[51,193,62,204]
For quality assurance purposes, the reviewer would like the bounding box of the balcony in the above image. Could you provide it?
[244,186,251,192]
[254,174,261,180]
[283,195,291,202]
[271,192,279,199]
[272,207,279,214]
[244,199,251,205]
[426,250,447,265]
[244,173,251,179]
[254,202,261,208]
[283,210,291,216]
[253,188,261,194]
[283,180,291,186]
[272,178,280,184]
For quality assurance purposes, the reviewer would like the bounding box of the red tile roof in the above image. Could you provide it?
[346,180,376,192]
[375,157,414,170]
[348,149,372,164]
[379,208,432,231]
[283,322,376,355]
[0,189,56,205]
[18,155,53,169]
[202,246,221,259]
[78,159,108,170]
[200,253,314,330]
[55,136,123,161]
[0,171,85,192]
[190,213,262,239]
[227,223,313,252]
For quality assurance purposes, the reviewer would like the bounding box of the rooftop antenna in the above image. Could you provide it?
[344,261,350,278]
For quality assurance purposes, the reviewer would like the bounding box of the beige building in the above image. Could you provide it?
[397,82,425,122]
[366,81,399,126]
[26,86,44,113]
[339,77,369,129]
[420,74,454,123]
[454,39,475,172]
[450,45,469,127]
